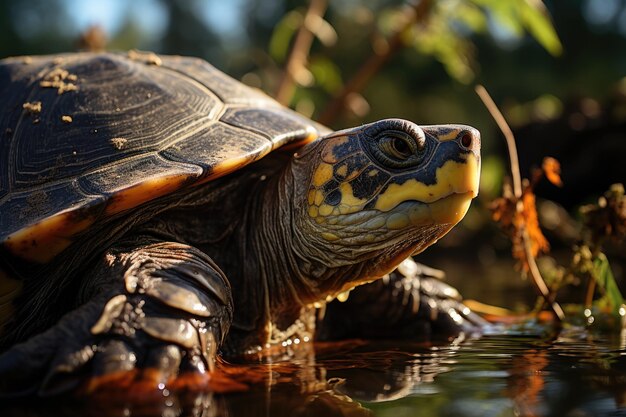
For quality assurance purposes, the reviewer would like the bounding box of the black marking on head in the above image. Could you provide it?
[420,139,468,182]
[394,140,468,187]
[333,163,349,181]
[332,152,370,182]
[362,140,471,210]
[324,189,342,206]
[322,179,340,195]
[349,166,391,201]
[322,135,362,164]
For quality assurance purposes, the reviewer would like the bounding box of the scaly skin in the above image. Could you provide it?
[218,119,481,353]
[0,119,480,396]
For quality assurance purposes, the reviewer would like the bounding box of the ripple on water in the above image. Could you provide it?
[3,326,626,417]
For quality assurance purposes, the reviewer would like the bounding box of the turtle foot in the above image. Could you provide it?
[317,257,488,341]
[0,241,233,398]
[0,289,221,398]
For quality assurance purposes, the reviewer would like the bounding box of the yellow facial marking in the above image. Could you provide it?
[318,204,333,216]
[312,162,334,187]
[308,206,319,218]
[436,130,459,142]
[374,153,479,212]
[335,164,348,178]
[338,183,367,212]
[314,190,324,206]
[321,232,340,241]
[429,192,474,224]
[368,169,379,177]
[307,189,316,205]
[310,181,370,219]
[4,212,95,263]
[406,203,432,226]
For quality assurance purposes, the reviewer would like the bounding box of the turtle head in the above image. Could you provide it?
[291,118,480,294]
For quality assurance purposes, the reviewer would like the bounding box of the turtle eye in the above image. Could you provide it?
[370,131,425,169]
[382,135,413,160]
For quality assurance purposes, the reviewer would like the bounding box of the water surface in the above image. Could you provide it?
[4,326,626,417]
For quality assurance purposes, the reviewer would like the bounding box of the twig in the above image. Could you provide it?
[474,85,522,198]
[476,84,564,321]
[523,233,565,320]
[275,0,328,105]
[584,276,596,309]
[318,0,433,126]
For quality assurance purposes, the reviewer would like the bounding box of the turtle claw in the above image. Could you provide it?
[317,257,487,341]
[81,343,182,394]
[0,242,233,398]
[76,288,221,394]
[137,345,182,387]
[92,339,137,376]
[30,294,216,396]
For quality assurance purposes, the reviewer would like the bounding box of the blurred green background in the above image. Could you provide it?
[1,0,625,309]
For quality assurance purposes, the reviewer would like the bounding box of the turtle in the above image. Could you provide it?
[0,52,482,397]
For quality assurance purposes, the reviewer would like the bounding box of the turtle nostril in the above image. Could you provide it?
[460,132,472,149]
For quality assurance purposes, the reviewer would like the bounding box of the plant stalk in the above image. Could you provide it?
[318,0,432,125]
[275,0,328,105]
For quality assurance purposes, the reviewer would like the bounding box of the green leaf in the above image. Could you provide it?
[470,0,524,36]
[469,0,562,56]
[592,252,625,316]
[518,0,563,56]
[408,10,475,84]
[269,10,302,63]
[309,57,343,93]
[452,2,489,33]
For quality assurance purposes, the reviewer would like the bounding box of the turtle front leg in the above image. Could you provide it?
[0,240,232,397]
[316,258,487,342]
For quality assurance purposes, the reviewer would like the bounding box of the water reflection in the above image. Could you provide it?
[3,329,626,417]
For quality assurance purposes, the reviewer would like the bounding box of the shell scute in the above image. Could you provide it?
[0,53,322,263]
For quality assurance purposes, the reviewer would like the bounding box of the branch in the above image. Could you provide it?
[318,0,432,126]
[275,0,328,105]
[474,85,522,198]
[523,232,565,320]
[476,84,564,321]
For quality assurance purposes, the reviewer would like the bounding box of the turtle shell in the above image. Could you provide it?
[0,52,322,264]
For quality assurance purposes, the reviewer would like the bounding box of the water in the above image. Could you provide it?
[3,326,626,417]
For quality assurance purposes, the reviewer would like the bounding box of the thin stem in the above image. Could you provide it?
[275,0,328,105]
[318,0,432,126]
[523,232,565,321]
[474,85,522,199]
[476,84,564,321]
[584,276,596,308]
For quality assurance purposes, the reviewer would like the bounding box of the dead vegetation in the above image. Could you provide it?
[477,84,626,328]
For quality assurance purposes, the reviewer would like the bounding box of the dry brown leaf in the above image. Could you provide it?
[542,157,563,187]
[520,188,550,259]
[581,183,626,244]
[490,184,550,271]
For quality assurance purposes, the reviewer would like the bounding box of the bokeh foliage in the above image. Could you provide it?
[1,1,623,132]
[1,0,625,308]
